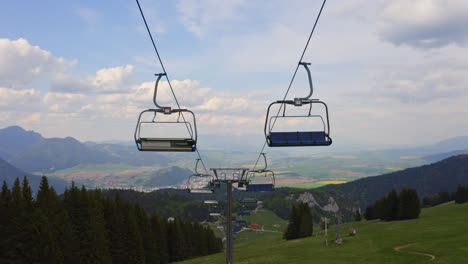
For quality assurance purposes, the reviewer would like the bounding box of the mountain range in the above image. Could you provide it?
[0,126,170,173]
[0,157,68,194]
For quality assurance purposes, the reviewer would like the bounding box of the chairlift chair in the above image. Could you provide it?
[135,73,197,152]
[186,174,215,194]
[240,198,258,204]
[186,159,217,194]
[242,153,275,192]
[264,62,332,147]
[204,200,219,205]
[237,211,250,216]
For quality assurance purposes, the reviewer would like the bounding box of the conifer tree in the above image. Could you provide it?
[134,204,158,264]
[150,213,168,264]
[406,188,421,219]
[455,185,468,204]
[298,203,313,238]
[364,205,376,220]
[284,204,299,240]
[386,188,399,221]
[0,181,12,262]
[354,209,362,221]
[398,188,420,220]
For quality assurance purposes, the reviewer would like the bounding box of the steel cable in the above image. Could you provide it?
[136,0,208,172]
[251,0,328,172]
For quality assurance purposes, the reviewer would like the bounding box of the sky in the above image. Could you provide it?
[1,0,468,152]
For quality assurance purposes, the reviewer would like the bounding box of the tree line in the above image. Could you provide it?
[454,184,468,204]
[364,188,420,221]
[283,202,313,240]
[0,176,222,263]
[421,184,468,207]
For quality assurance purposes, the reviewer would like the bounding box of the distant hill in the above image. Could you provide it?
[0,126,171,173]
[87,143,171,167]
[0,158,68,194]
[0,126,43,160]
[9,137,121,173]
[422,149,468,163]
[320,154,468,209]
[134,166,192,187]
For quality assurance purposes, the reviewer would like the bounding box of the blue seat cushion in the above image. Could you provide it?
[247,184,274,191]
[237,211,250,216]
[269,131,329,145]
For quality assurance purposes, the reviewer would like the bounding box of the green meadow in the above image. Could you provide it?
[180,202,468,264]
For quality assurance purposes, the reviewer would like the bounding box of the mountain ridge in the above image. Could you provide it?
[319,154,468,209]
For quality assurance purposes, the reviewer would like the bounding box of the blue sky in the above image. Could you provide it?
[1,0,468,152]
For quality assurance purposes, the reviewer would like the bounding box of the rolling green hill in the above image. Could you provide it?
[179,202,468,264]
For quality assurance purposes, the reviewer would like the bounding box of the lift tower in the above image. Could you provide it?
[210,168,249,264]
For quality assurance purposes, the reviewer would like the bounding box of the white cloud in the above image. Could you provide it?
[377,0,468,48]
[176,0,246,37]
[0,38,75,89]
[0,87,42,110]
[51,65,136,94]
[0,111,10,122]
[76,8,100,28]
[18,113,41,126]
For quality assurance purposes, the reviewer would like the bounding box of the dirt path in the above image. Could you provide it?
[394,243,436,261]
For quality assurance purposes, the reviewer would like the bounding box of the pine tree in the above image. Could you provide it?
[386,188,399,221]
[150,214,168,264]
[454,185,464,204]
[0,181,12,263]
[364,205,375,220]
[4,178,25,262]
[354,209,362,221]
[37,178,75,264]
[406,188,421,219]
[298,203,312,238]
[134,204,158,264]
[284,204,299,240]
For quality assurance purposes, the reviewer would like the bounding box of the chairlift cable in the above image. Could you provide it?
[135,0,208,172]
[251,0,328,171]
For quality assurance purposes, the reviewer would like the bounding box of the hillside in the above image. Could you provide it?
[423,149,468,163]
[9,137,121,173]
[0,126,43,160]
[0,158,68,194]
[319,154,468,208]
[179,202,468,264]
[0,126,172,174]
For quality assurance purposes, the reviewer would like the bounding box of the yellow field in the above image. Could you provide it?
[385,167,403,171]
[400,156,418,159]
[316,180,347,185]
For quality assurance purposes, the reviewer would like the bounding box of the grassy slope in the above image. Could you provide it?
[233,208,287,244]
[180,202,468,264]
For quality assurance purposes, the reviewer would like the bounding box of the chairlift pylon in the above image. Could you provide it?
[134,73,197,152]
[264,62,332,147]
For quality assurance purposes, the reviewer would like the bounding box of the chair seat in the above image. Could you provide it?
[189,189,214,194]
[247,184,274,191]
[268,131,331,146]
[237,211,250,216]
[139,137,196,151]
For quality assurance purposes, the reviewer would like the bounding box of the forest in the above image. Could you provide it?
[364,188,420,221]
[0,176,222,263]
